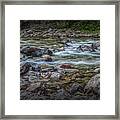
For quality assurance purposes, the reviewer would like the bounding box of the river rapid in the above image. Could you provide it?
[20,36,100,100]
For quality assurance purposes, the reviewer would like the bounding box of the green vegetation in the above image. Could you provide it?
[20,20,100,34]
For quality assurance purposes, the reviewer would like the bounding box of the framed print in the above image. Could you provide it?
[0,0,119,119]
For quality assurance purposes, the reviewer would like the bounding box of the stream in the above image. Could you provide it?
[20,39,100,66]
[20,38,100,100]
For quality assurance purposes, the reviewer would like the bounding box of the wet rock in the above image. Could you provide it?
[46,49,53,56]
[94,42,100,48]
[31,64,41,72]
[84,74,100,95]
[91,42,100,51]
[21,46,53,57]
[77,42,100,52]
[42,48,53,56]
[20,46,39,56]
[59,64,73,69]
[58,47,64,51]
[32,49,43,57]
[42,55,52,62]
[77,44,92,52]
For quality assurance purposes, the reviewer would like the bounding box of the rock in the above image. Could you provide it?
[55,88,70,100]
[43,48,53,56]
[58,47,64,51]
[77,45,92,52]
[69,83,82,94]
[20,46,39,56]
[77,45,84,52]
[20,91,32,100]
[26,82,41,92]
[84,74,100,95]
[94,42,100,48]
[94,68,100,73]
[32,49,43,57]
[20,62,31,76]
[21,62,42,81]
[42,67,58,72]
[42,68,53,72]
[56,89,65,99]
[46,49,53,56]
[57,68,79,76]
[20,84,29,90]
[59,64,73,69]
[31,64,41,72]
[31,64,41,80]
[42,55,52,62]
[77,43,100,52]
[50,72,61,81]
[21,46,53,57]
[41,71,52,79]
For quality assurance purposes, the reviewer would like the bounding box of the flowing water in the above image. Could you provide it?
[20,38,100,67]
[20,38,100,100]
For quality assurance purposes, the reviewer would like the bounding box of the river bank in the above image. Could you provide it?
[20,20,100,100]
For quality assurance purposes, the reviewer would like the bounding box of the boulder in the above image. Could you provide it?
[32,49,43,57]
[31,64,41,72]
[84,74,100,95]
[50,72,61,81]
[20,62,31,76]
[68,83,82,94]
[94,68,100,73]
[59,64,73,69]
[42,55,52,62]
[21,46,53,57]
[20,46,39,56]
[54,88,70,100]
[46,49,53,56]
[26,83,41,92]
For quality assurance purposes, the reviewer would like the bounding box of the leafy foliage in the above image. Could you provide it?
[20,20,100,34]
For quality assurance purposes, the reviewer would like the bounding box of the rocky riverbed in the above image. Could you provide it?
[20,22,100,100]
